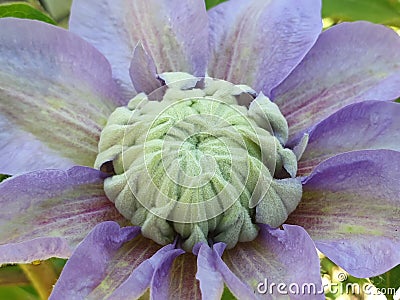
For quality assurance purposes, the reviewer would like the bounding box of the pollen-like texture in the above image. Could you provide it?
[95,73,302,251]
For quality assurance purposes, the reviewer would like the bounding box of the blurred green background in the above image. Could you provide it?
[0,0,399,299]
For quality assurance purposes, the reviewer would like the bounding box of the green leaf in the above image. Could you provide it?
[0,2,56,24]
[221,286,237,300]
[0,265,30,286]
[322,0,400,27]
[370,264,400,300]
[0,265,38,299]
[48,258,67,274]
[205,0,227,10]
[0,286,38,300]
[0,174,10,183]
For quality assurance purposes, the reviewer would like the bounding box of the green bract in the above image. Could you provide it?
[95,73,302,251]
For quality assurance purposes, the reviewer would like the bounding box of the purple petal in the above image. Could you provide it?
[208,0,322,97]
[0,119,74,175]
[0,167,128,254]
[298,101,400,176]
[272,22,400,142]
[69,0,209,97]
[50,222,140,299]
[195,243,256,300]
[0,237,71,264]
[129,43,162,95]
[65,234,191,299]
[165,253,202,299]
[116,252,201,299]
[196,244,224,299]
[288,150,400,277]
[82,235,161,299]
[150,250,205,299]
[223,225,323,299]
[149,246,185,298]
[0,18,123,174]
[106,243,183,299]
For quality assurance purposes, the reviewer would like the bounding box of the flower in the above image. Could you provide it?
[1,0,400,299]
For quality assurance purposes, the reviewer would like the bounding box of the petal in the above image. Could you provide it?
[196,244,224,299]
[0,118,74,175]
[59,232,188,299]
[0,237,71,264]
[0,18,123,174]
[288,150,400,277]
[50,222,140,299]
[208,0,322,97]
[195,243,256,300]
[223,224,323,299]
[0,166,128,252]
[130,43,162,94]
[149,246,186,299]
[69,0,209,97]
[119,250,201,300]
[298,101,400,176]
[272,22,400,142]
[83,235,161,299]
[166,253,202,299]
[92,244,183,299]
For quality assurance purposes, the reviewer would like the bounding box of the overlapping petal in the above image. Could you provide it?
[298,101,400,175]
[50,221,196,299]
[272,22,400,142]
[80,235,161,299]
[195,243,256,299]
[0,166,128,255]
[0,18,123,174]
[130,43,162,95]
[222,224,323,299]
[157,253,202,299]
[50,222,140,299]
[69,0,209,97]
[288,150,400,278]
[101,242,184,299]
[208,0,322,98]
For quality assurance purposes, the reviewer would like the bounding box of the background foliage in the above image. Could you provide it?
[0,0,399,299]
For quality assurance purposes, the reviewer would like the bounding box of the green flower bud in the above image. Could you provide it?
[95,74,302,251]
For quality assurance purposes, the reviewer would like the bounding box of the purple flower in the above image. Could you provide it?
[1,0,400,299]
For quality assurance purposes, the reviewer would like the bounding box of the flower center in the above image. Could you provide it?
[95,73,302,251]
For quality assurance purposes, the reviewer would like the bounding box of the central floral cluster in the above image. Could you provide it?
[95,73,302,251]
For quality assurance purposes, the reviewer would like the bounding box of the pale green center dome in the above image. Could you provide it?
[95,73,302,251]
